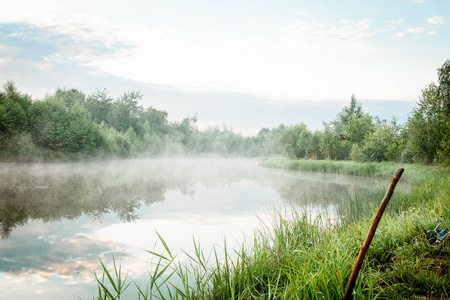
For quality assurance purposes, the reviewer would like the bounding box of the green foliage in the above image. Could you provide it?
[330,94,364,135]
[84,88,114,124]
[96,123,131,157]
[318,95,371,160]
[359,119,402,162]
[402,60,450,164]
[197,125,247,155]
[343,113,375,146]
[171,115,198,146]
[140,106,169,134]
[0,82,32,147]
[28,97,98,153]
[406,83,446,163]
[438,119,450,165]
[297,128,312,157]
[248,125,285,157]
[1,81,32,110]
[280,123,308,158]
[2,60,450,162]
[108,91,144,134]
[54,87,86,108]
[0,98,28,144]
[319,126,337,159]
[437,59,450,116]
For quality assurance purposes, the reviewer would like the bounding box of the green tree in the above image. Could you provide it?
[436,60,450,164]
[1,81,33,110]
[437,59,450,116]
[249,126,285,157]
[297,129,312,158]
[171,115,198,146]
[0,82,32,147]
[84,88,114,125]
[359,120,401,162]
[308,131,323,159]
[54,88,86,108]
[320,126,336,159]
[108,91,144,134]
[406,83,445,163]
[140,106,169,135]
[329,94,364,135]
[321,94,368,159]
[342,113,375,146]
[280,123,308,158]
[29,97,98,153]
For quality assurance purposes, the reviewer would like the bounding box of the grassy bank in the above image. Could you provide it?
[260,157,441,181]
[94,160,450,299]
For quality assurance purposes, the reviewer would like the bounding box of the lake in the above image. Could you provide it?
[0,158,392,299]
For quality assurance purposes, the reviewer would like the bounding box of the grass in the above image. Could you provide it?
[261,157,440,181]
[92,160,450,299]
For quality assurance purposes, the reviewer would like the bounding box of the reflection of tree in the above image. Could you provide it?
[0,159,265,238]
[0,198,29,238]
[0,171,167,238]
[0,159,387,238]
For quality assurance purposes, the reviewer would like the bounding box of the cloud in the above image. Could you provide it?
[406,27,426,34]
[82,17,382,102]
[280,19,375,49]
[0,22,130,64]
[392,32,405,38]
[427,16,444,24]
[0,12,429,104]
[387,19,405,25]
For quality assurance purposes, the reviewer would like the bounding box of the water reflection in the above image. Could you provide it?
[0,158,391,299]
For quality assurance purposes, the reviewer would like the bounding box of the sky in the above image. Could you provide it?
[0,0,449,134]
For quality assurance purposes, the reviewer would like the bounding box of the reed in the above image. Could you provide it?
[261,157,436,181]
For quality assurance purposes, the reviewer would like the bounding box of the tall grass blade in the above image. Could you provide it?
[155,230,173,259]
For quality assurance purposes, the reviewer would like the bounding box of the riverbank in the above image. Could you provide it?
[95,159,450,299]
[261,157,444,181]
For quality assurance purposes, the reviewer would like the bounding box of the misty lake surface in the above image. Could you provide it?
[0,158,394,299]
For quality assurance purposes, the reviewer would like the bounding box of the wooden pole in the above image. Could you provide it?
[343,168,404,300]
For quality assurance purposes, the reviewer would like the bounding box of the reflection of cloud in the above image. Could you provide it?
[1,234,127,283]
[5,259,99,284]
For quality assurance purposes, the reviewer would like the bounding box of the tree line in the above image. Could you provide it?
[1,59,449,164]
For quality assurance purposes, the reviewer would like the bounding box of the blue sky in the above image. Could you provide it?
[0,0,448,134]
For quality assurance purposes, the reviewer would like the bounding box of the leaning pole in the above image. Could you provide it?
[343,168,404,300]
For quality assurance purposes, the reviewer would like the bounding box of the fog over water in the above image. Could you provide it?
[0,158,392,299]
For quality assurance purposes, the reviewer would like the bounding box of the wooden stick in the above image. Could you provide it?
[343,168,404,300]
